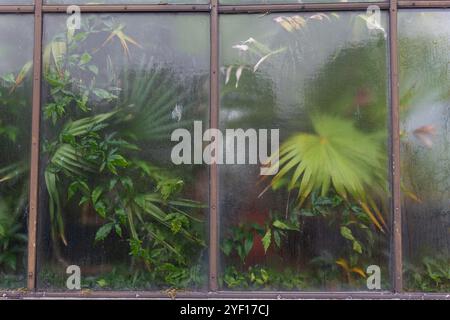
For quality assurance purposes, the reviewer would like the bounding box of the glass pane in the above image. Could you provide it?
[399,10,450,293]
[37,13,210,291]
[219,12,390,291]
[0,15,34,289]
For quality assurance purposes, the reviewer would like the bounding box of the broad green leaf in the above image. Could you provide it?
[91,186,103,204]
[353,241,363,254]
[243,235,254,259]
[262,229,271,253]
[222,240,233,256]
[273,219,299,231]
[273,230,281,248]
[95,223,114,242]
[340,226,355,241]
[79,52,92,66]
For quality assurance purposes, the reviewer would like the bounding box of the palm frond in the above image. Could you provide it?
[61,110,118,137]
[50,144,96,176]
[101,24,142,58]
[134,194,204,246]
[0,161,27,183]
[271,115,387,230]
[44,170,67,245]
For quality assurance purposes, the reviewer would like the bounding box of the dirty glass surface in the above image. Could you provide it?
[219,12,390,291]
[0,15,34,289]
[37,13,210,291]
[399,10,450,292]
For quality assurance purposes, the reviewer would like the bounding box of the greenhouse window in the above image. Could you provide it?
[0,0,448,300]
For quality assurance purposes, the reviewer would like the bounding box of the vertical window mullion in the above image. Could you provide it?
[389,0,403,293]
[27,0,43,291]
[209,0,219,292]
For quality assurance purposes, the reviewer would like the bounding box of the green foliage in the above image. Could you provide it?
[222,223,256,263]
[222,212,299,263]
[301,192,377,258]
[272,115,388,233]
[41,16,206,289]
[309,251,369,289]
[219,14,392,290]
[272,116,386,203]
[0,197,27,273]
[0,58,32,282]
[405,256,450,292]
[221,265,306,290]
[40,264,206,290]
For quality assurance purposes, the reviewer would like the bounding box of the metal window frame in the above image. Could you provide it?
[0,0,448,300]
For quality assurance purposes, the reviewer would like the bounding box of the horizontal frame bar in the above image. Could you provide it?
[42,4,210,12]
[398,1,450,8]
[0,5,34,13]
[0,290,449,300]
[2,2,450,14]
[219,2,389,13]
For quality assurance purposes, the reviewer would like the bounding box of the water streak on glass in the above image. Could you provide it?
[219,12,390,291]
[399,10,450,292]
[37,13,210,291]
[0,15,34,289]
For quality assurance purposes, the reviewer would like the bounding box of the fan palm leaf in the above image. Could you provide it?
[271,115,387,231]
[119,63,194,142]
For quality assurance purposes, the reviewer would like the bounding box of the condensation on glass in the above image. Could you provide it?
[0,15,34,289]
[219,12,391,291]
[36,13,210,291]
[399,10,450,292]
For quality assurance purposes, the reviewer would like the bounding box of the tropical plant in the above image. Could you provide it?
[0,197,28,273]
[405,256,450,291]
[300,192,377,255]
[265,13,390,233]
[0,61,33,283]
[221,265,307,290]
[222,212,299,265]
[41,15,206,288]
[220,12,391,289]
[269,115,388,233]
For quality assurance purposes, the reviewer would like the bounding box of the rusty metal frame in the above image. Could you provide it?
[389,0,403,294]
[219,2,389,13]
[0,0,448,299]
[42,4,210,12]
[399,1,450,8]
[209,0,219,292]
[27,0,43,291]
[0,5,33,13]
[0,290,449,300]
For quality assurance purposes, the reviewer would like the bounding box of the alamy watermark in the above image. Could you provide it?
[171,121,279,176]
[366,265,382,290]
[67,5,81,31]
[66,265,81,290]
